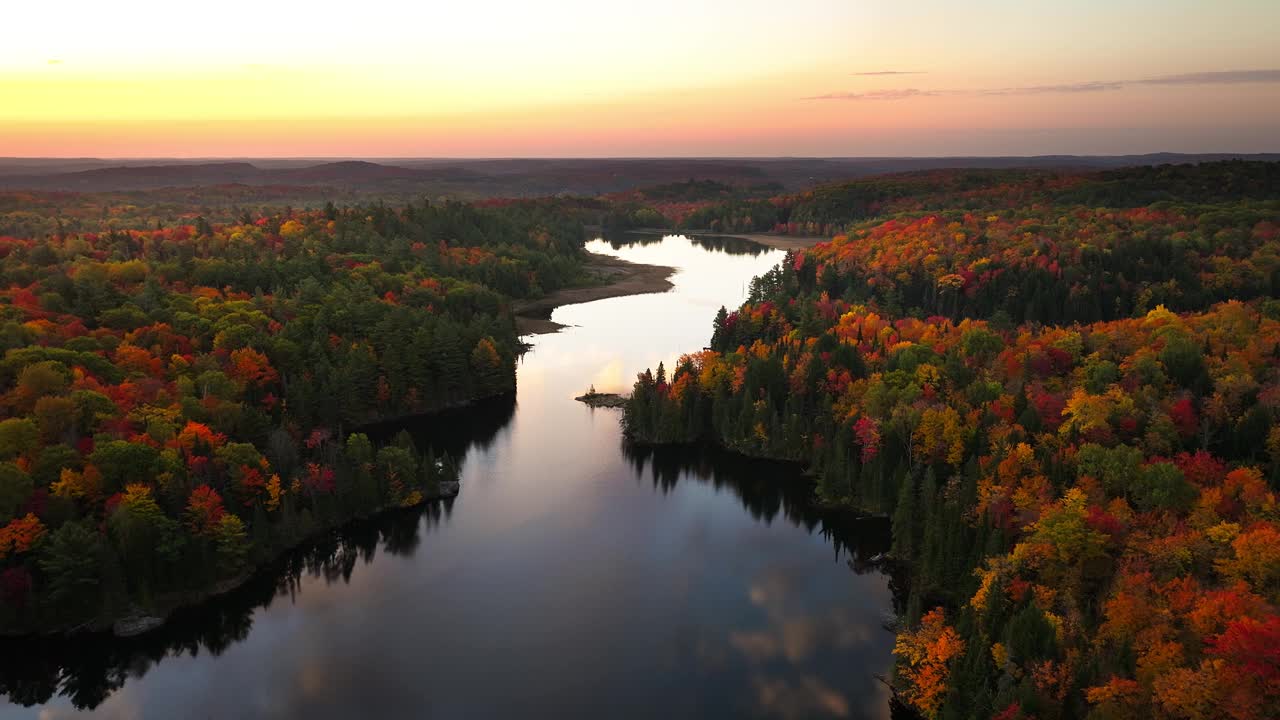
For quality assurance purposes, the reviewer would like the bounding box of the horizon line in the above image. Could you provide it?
[4,151,1280,162]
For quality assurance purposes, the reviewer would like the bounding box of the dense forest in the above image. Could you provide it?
[625,162,1280,719]
[0,193,591,633]
[611,160,1280,241]
[3,160,1278,717]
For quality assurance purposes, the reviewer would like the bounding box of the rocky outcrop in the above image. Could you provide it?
[575,391,628,408]
[113,613,165,637]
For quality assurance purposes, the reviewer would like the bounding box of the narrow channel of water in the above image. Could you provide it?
[1,235,896,720]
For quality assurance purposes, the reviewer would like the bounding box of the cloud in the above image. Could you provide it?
[804,68,1280,101]
[803,88,939,101]
[983,81,1125,95]
[850,70,925,76]
[1138,69,1280,85]
[751,675,851,720]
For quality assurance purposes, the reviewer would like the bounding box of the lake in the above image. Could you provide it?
[0,234,896,720]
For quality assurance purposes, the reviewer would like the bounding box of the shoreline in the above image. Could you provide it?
[0,482,462,640]
[514,251,676,335]
[0,391,523,639]
[514,230,830,336]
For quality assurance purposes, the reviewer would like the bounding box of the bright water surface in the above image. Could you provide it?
[0,234,895,719]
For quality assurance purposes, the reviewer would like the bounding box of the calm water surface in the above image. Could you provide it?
[0,235,896,719]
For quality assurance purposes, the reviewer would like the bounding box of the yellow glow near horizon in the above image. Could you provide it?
[3,0,1279,156]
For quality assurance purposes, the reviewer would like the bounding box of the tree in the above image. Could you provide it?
[1206,616,1280,716]
[89,441,161,495]
[377,446,418,505]
[1133,462,1195,513]
[108,483,181,592]
[1003,603,1058,666]
[32,444,79,487]
[1029,488,1108,567]
[913,406,966,467]
[1160,334,1208,390]
[228,347,277,387]
[185,485,227,537]
[1217,525,1280,594]
[894,608,965,719]
[37,521,105,617]
[0,513,45,559]
[0,419,38,460]
[0,463,32,524]
[711,306,730,350]
[13,361,68,410]
[213,514,250,576]
[33,396,77,443]
[469,337,506,396]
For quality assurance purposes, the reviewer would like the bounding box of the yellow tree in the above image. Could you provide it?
[913,406,967,467]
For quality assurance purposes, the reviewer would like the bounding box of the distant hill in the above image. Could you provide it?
[0,154,1275,196]
[0,160,483,192]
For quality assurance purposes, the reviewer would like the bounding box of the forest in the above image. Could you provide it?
[610,160,1280,241]
[624,161,1280,719]
[0,192,591,633]
[1,159,1277,717]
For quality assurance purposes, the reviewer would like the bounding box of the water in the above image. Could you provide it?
[0,235,896,719]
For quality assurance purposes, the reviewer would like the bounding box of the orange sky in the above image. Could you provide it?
[4,0,1279,157]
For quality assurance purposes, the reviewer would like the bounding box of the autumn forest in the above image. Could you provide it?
[0,158,1276,719]
[625,161,1280,719]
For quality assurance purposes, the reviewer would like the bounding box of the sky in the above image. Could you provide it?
[2,0,1279,157]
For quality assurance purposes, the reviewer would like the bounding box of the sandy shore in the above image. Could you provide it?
[514,230,829,336]
[514,251,675,335]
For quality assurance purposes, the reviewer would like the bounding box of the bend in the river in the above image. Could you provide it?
[1,234,897,720]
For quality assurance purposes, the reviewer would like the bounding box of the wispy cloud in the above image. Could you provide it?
[805,68,1280,100]
[850,70,925,76]
[803,88,939,101]
[1137,69,1280,85]
[982,81,1125,95]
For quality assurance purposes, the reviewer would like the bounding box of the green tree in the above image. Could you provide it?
[89,441,162,495]
[0,419,38,460]
[37,521,105,618]
[213,515,250,577]
[0,462,33,523]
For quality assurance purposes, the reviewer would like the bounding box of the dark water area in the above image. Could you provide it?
[603,230,773,256]
[360,392,519,459]
[0,236,896,719]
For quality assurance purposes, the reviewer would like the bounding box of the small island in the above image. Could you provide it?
[575,386,628,408]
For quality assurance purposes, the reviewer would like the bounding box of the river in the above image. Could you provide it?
[0,234,897,719]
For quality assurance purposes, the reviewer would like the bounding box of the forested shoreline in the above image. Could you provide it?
[625,162,1280,719]
[0,194,591,634]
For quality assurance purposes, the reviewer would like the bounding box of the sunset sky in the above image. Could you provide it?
[4,0,1279,157]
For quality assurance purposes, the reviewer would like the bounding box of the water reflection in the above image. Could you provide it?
[0,234,896,719]
[1,440,891,715]
[0,503,452,712]
[622,443,890,570]
[361,392,518,458]
[603,231,771,257]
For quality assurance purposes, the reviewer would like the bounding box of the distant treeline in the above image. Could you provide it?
[603,160,1280,239]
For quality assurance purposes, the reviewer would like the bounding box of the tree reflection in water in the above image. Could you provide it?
[621,442,892,573]
[603,232,771,257]
[0,388,899,713]
[0,391,520,712]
